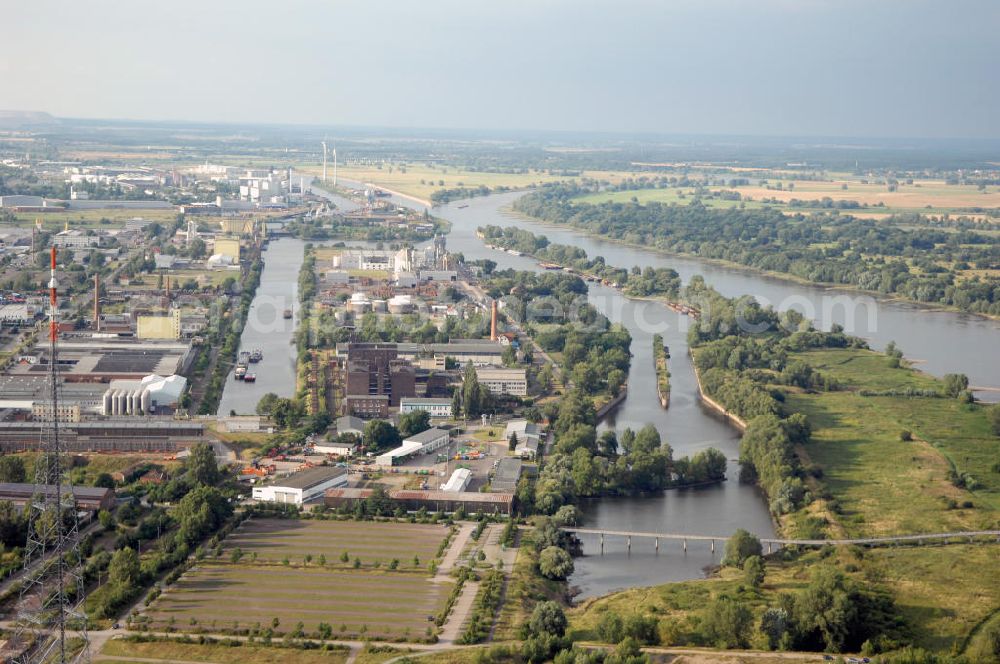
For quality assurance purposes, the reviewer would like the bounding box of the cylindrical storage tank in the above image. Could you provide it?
[103,390,113,416]
[332,255,341,268]
[112,390,122,415]
[141,389,152,414]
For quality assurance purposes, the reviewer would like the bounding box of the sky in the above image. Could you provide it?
[2,0,999,139]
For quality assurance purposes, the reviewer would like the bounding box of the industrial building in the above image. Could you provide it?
[336,341,505,370]
[491,457,524,493]
[399,397,453,419]
[0,420,204,452]
[0,483,114,512]
[251,466,348,505]
[476,367,528,396]
[101,374,187,415]
[375,427,450,467]
[137,309,181,340]
[325,487,513,515]
[213,237,241,261]
[505,419,542,459]
[10,337,195,382]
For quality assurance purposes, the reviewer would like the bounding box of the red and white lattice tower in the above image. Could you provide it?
[6,247,91,663]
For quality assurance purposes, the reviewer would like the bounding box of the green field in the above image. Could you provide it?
[140,519,455,640]
[143,563,450,638]
[568,544,1000,654]
[572,176,1000,219]
[297,163,640,203]
[100,638,349,664]
[781,348,1000,538]
[221,518,450,566]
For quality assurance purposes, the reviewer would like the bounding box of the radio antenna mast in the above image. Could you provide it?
[6,247,91,664]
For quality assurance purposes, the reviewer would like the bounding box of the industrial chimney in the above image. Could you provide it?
[490,300,498,341]
[93,274,100,331]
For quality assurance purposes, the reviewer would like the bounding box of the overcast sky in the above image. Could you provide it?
[3,0,998,138]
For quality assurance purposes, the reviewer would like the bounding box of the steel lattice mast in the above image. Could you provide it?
[7,247,90,663]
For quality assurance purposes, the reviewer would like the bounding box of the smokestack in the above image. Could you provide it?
[94,274,100,331]
[490,301,498,341]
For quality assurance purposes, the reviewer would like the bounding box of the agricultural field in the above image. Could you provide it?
[9,208,179,228]
[297,163,639,203]
[221,518,451,565]
[143,564,451,639]
[140,519,456,640]
[781,348,1000,538]
[99,637,349,664]
[573,176,1000,219]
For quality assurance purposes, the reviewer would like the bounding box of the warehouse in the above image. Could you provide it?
[374,427,450,467]
[491,458,523,493]
[325,487,513,515]
[251,466,348,505]
[0,483,114,512]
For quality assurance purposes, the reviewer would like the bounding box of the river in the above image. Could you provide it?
[221,183,998,598]
[429,190,1000,598]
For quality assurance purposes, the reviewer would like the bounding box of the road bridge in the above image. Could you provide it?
[563,527,1000,554]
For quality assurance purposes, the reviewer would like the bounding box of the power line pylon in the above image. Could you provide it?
[6,247,91,663]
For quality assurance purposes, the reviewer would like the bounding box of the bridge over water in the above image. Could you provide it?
[563,527,1000,554]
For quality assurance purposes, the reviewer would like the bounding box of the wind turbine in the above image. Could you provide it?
[321,140,328,183]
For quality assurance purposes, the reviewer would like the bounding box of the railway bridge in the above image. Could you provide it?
[562,527,1000,554]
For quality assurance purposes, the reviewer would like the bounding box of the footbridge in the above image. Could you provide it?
[562,527,1000,554]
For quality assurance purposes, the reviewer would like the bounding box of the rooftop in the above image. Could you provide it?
[403,427,449,445]
[268,465,347,490]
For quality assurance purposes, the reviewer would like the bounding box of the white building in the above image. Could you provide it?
[375,427,451,467]
[440,467,472,492]
[101,374,187,415]
[399,398,454,418]
[476,367,528,397]
[404,427,450,453]
[251,466,348,505]
[0,304,33,325]
[52,229,102,248]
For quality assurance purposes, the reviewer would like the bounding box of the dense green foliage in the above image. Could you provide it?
[514,183,1000,315]
[480,225,681,297]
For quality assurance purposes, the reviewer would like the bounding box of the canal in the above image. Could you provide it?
[216,238,305,417]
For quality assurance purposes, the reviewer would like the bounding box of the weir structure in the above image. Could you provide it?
[5,247,91,663]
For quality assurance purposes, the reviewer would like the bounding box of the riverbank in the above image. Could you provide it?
[498,203,1000,324]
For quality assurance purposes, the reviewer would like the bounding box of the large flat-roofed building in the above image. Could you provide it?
[213,237,241,261]
[137,310,181,340]
[0,483,114,511]
[325,487,513,515]
[12,338,194,382]
[0,304,34,325]
[0,420,204,453]
[476,367,527,397]
[403,427,450,452]
[336,342,504,369]
[491,457,524,493]
[375,427,451,467]
[399,398,453,419]
[52,229,103,248]
[251,466,348,505]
